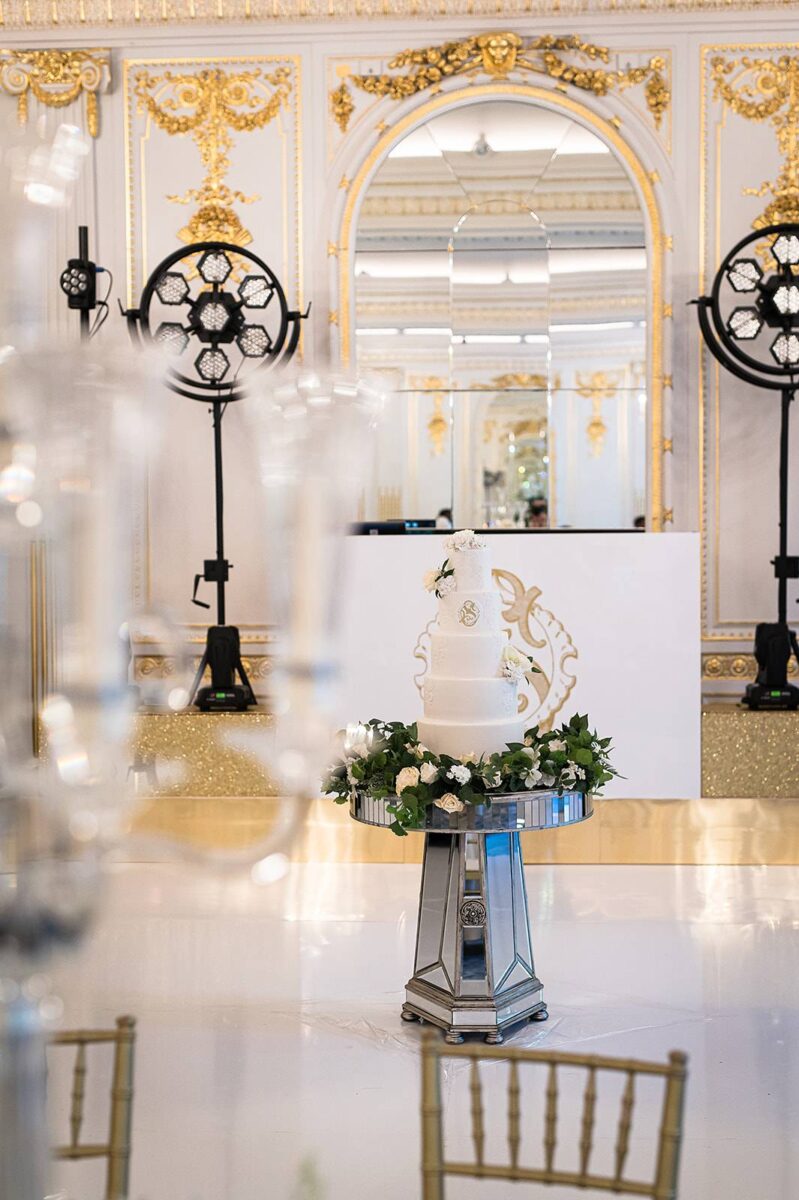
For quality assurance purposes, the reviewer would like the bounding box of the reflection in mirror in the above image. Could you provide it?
[354,97,648,530]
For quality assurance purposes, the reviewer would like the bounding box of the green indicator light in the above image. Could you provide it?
[216,692,226,698]
[771,690,782,697]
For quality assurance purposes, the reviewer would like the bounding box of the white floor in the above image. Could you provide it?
[48,863,799,1200]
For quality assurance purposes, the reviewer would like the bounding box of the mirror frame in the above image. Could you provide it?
[336,81,665,530]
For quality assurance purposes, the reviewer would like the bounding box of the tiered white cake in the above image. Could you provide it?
[418,532,525,760]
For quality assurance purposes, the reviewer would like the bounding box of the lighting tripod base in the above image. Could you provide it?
[191,625,255,712]
[743,682,799,711]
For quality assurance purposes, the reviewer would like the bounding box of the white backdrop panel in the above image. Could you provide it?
[339,533,700,799]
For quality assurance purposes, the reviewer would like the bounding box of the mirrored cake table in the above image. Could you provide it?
[350,790,593,1044]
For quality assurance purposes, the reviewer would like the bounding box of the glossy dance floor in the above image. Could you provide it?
[50,863,799,1200]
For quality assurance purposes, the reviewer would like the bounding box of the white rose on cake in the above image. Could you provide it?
[501,644,533,682]
[423,568,439,593]
[434,793,465,814]
[395,766,420,795]
[445,528,487,552]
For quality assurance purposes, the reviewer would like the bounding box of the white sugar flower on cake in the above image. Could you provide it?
[445,528,487,552]
[423,558,456,598]
[501,644,537,683]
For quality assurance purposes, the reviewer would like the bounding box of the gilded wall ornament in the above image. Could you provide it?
[332,32,669,134]
[575,369,624,459]
[0,49,109,137]
[410,375,449,457]
[710,53,799,230]
[133,65,292,247]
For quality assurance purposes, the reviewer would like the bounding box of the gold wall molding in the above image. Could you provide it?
[338,81,665,530]
[132,63,291,246]
[702,652,797,680]
[0,0,794,29]
[135,654,272,681]
[710,51,799,229]
[575,369,623,459]
[332,32,668,135]
[0,48,109,136]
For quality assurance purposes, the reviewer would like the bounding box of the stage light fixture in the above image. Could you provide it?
[726,257,762,292]
[694,221,799,709]
[59,225,110,339]
[155,322,189,355]
[124,240,310,711]
[237,324,271,357]
[771,232,799,266]
[197,248,233,284]
[727,307,762,340]
[156,271,190,305]
[239,275,273,308]
[770,332,799,366]
[195,347,230,382]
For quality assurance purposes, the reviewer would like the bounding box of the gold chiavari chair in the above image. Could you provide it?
[50,1015,137,1200]
[421,1029,688,1200]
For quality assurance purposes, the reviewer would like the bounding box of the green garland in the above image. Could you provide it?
[325,714,617,836]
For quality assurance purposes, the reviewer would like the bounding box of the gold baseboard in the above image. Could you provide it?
[129,795,799,866]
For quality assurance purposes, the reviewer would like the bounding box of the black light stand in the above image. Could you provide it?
[694,222,799,709]
[59,225,107,341]
[124,240,309,712]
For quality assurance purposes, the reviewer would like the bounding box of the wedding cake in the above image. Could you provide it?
[418,530,527,761]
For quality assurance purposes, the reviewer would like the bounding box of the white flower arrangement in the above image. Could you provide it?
[325,715,617,836]
[501,644,538,682]
[445,528,487,552]
[423,557,456,599]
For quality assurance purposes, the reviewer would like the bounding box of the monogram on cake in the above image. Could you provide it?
[419,529,531,761]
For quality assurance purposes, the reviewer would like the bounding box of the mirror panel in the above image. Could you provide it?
[354,97,648,530]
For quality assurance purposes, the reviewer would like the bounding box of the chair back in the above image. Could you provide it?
[421,1029,687,1200]
[50,1015,136,1200]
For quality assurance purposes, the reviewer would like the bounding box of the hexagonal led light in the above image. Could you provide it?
[772,283,799,316]
[237,324,271,357]
[155,322,189,355]
[726,258,762,293]
[771,234,799,267]
[156,271,190,305]
[195,347,230,383]
[727,306,763,341]
[197,301,230,333]
[238,275,273,309]
[197,250,232,285]
[770,332,799,366]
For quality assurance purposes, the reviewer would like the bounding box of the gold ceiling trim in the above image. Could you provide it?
[133,63,292,247]
[360,190,642,218]
[332,33,668,134]
[710,51,799,229]
[0,0,791,31]
[0,48,109,136]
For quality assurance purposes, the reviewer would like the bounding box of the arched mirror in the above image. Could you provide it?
[353,96,649,530]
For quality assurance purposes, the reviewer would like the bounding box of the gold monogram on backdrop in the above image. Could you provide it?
[331,32,669,134]
[415,569,577,731]
[133,65,292,247]
[711,53,799,229]
[0,49,110,136]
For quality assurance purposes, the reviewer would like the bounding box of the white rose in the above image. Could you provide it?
[420,761,439,784]
[395,766,420,795]
[447,763,471,785]
[548,738,567,753]
[423,568,439,593]
[434,792,465,814]
[437,574,456,596]
[344,723,373,760]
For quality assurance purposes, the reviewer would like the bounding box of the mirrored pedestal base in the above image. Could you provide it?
[350,789,592,1043]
